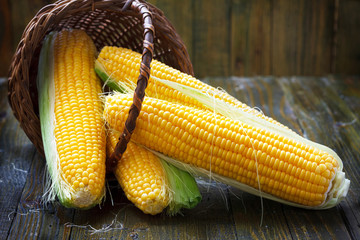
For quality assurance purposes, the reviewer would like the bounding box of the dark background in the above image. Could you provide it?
[1,0,359,78]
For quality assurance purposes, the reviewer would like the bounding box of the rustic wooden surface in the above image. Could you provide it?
[1,76,359,239]
[2,0,360,78]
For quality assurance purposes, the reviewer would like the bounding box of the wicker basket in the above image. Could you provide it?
[8,0,193,169]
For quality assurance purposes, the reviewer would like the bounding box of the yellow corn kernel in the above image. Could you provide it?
[107,129,169,215]
[97,46,290,131]
[52,29,106,208]
[103,93,341,207]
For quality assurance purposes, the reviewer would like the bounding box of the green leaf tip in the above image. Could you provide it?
[161,160,202,215]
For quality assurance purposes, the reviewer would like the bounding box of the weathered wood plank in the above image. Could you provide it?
[282,206,350,239]
[230,189,292,239]
[7,153,74,240]
[67,180,238,239]
[0,78,38,238]
[272,0,334,76]
[3,0,360,77]
[148,0,194,62]
[230,0,272,76]
[334,0,360,75]
[130,182,237,239]
[66,182,128,239]
[331,76,360,116]
[3,75,360,239]
[322,77,360,239]
[192,0,231,78]
[276,77,358,239]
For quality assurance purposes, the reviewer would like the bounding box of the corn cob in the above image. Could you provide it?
[107,129,202,215]
[37,29,106,208]
[103,93,349,208]
[95,46,292,132]
[107,129,169,214]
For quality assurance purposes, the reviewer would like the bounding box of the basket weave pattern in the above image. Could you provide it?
[8,0,193,163]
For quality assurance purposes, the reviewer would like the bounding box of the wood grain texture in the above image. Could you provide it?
[0,78,37,238]
[192,0,231,78]
[1,80,360,238]
[231,0,272,76]
[334,0,360,75]
[272,0,334,76]
[2,0,360,77]
[67,181,238,239]
[7,153,74,240]
[230,189,292,239]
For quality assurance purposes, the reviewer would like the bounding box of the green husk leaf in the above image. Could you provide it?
[161,160,202,215]
[37,31,71,206]
[95,60,128,93]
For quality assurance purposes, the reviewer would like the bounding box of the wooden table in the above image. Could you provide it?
[1,76,359,239]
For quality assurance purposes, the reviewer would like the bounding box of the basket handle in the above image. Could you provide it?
[107,0,155,172]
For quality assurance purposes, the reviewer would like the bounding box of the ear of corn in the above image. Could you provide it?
[107,129,169,214]
[155,78,345,170]
[103,93,349,209]
[107,129,201,215]
[37,29,106,209]
[152,79,349,208]
[96,46,349,208]
[95,46,292,132]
